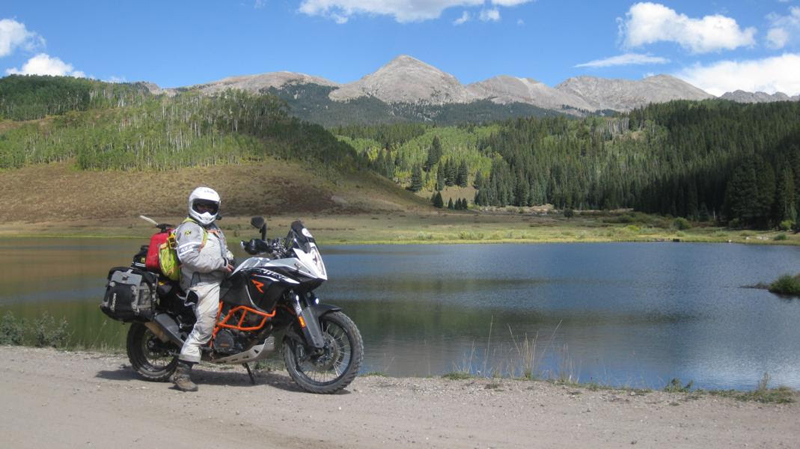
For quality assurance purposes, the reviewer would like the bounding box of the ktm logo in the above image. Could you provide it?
[251,280,265,293]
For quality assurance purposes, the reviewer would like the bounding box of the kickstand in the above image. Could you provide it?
[243,363,256,385]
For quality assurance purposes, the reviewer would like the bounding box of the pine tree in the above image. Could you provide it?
[754,160,776,228]
[443,159,455,187]
[433,192,444,208]
[409,164,423,192]
[776,167,796,223]
[457,160,468,187]
[436,163,445,191]
[473,170,483,189]
[447,198,454,209]
[425,136,443,171]
[724,160,758,226]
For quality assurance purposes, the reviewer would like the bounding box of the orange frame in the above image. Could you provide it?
[212,302,276,339]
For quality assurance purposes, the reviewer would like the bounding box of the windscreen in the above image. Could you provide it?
[289,220,315,252]
[288,220,327,280]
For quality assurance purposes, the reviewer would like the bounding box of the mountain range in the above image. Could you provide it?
[147,55,799,120]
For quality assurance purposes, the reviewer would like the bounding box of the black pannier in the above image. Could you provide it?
[100,267,157,322]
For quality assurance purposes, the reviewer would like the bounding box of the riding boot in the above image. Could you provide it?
[173,360,198,392]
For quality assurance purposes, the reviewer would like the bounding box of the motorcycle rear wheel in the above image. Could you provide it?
[127,322,179,382]
[283,311,363,394]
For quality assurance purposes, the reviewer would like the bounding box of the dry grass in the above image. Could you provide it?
[0,158,427,224]
[2,160,799,246]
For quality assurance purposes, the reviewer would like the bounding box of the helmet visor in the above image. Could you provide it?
[192,200,219,215]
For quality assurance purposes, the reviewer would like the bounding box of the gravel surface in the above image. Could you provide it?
[1,346,798,448]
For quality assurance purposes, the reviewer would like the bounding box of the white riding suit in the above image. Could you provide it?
[175,219,232,363]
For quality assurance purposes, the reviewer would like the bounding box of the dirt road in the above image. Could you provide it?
[1,346,797,448]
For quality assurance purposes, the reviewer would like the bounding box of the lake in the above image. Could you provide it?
[1,238,799,391]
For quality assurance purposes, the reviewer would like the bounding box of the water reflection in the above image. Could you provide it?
[1,239,799,390]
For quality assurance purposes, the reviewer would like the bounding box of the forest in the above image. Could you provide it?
[0,75,357,171]
[1,75,799,230]
[335,101,800,229]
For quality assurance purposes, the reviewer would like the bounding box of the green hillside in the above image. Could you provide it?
[0,75,358,171]
[2,75,800,231]
[332,101,800,229]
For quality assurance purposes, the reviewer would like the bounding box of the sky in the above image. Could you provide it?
[2,1,800,96]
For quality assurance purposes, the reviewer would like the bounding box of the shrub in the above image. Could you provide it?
[673,217,692,230]
[34,312,69,348]
[769,274,800,296]
[774,234,788,241]
[442,371,473,380]
[779,220,795,232]
[0,312,25,345]
[664,378,694,393]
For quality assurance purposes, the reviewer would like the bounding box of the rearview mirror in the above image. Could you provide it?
[250,216,267,240]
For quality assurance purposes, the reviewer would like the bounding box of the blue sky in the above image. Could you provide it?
[2,1,800,96]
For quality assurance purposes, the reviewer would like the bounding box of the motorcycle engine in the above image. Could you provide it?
[213,329,239,354]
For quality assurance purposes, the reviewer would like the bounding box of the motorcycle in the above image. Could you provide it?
[103,216,363,394]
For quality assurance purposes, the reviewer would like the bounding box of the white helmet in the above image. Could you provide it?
[188,187,221,226]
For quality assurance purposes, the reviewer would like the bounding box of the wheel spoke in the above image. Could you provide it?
[292,319,352,384]
[283,312,363,393]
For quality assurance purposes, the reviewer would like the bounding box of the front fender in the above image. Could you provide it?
[308,303,342,317]
[294,303,342,350]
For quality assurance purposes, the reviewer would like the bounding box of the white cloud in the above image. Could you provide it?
[453,11,470,25]
[575,53,670,68]
[299,0,491,23]
[676,53,800,96]
[107,76,127,83]
[517,19,524,26]
[298,0,533,23]
[766,7,800,49]
[254,0,267,9]
[0,18,45,57]
[6,53,86,77]
[491,0,532,6]
[480,8,500,22]
[620,2,756,53]
[767,27,790,49]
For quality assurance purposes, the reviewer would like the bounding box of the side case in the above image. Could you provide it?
[100,267,158,322]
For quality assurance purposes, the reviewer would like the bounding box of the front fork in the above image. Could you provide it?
[290,293,341,350]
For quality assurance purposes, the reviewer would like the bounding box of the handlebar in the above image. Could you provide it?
[240,238,285,257]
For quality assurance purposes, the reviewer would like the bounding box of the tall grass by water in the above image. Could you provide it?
[440,317,796,403]
[769,274,800,297]
[0,311,123,351]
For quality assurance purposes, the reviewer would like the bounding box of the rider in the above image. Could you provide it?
[172,187,234,392]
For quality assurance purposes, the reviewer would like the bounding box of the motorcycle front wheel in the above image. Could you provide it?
[127,322,179,382]
[283,311,364,394]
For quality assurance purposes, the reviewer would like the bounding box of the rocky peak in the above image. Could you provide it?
[329,55,477,105]
[720,90,797,103]
[192,71,339,95]
[556,75,713,111]
[466,75,596,112]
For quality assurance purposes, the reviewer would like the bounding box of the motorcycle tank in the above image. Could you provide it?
[220,268,290,313]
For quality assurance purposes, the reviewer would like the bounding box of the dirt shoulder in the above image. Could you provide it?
[1,346,797,448]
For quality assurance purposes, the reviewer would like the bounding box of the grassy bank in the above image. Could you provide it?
[2,210,799,246]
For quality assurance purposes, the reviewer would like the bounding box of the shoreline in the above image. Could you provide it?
[1,213,798,246]
[1,337,797,398]
[1,346,798,448]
